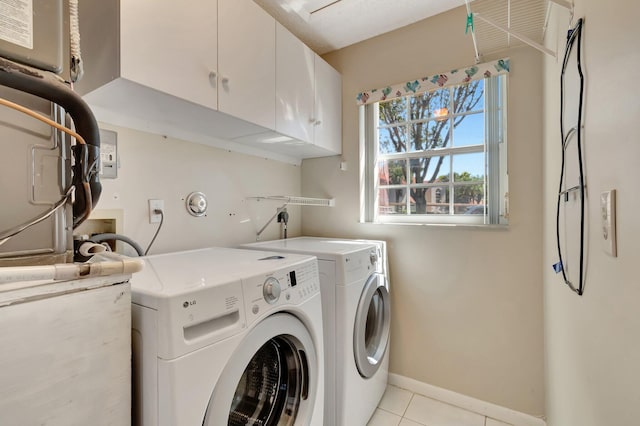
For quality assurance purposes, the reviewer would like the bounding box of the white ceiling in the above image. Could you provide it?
[255,0,467,54]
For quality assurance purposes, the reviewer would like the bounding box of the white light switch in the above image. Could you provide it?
[600,190,617,257]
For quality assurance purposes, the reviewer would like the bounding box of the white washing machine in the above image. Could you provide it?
[241,237,391,426]
[130,247,324,426]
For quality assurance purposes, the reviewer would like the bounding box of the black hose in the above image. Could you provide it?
[89,233,145,257]
[0,58,101,227]
[557,18,585,295]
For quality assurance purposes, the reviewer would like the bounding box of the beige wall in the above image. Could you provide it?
[303,7,545,415]
[85,124,302,254]
[542,1,640,425]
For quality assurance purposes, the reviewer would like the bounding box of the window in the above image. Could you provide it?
[359,67,508,226]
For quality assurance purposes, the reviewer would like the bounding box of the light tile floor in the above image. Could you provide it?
[367,385,513,426]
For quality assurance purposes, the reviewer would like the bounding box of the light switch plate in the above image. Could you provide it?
[99,129,118,179]
[600,190,617,257]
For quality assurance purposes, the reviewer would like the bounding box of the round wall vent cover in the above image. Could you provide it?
[186,191,208,217]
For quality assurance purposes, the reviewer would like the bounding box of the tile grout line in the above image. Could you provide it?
[402,391,416,418]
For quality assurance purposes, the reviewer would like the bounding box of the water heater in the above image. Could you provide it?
[0,0,102,266]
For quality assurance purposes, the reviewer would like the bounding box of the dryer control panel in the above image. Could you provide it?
[243,258,320,324]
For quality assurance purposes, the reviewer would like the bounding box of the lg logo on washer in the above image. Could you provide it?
[183,300,196,308]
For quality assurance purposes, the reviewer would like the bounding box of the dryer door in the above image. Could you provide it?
[353,273,391,378]
[203,313,318,426]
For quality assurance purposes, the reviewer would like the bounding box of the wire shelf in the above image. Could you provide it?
[247,196,335,207]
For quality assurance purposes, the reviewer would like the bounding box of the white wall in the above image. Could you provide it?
[542,1,640,425]
[302,7,545,416]
[84,124,303,254]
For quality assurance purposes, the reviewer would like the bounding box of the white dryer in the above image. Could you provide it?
[241,237,391,426]
[130,247,324,426]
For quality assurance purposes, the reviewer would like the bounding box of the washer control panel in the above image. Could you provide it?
[243,258,319,322]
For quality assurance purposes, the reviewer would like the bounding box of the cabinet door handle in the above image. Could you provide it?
[208,71,217,87]
[309,117,316,123]
[221,76,230,85]
[314,120,322,126]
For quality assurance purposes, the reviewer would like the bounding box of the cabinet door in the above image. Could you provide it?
[120,0,218,110]
[313,56,342,154]
[275,23,315,143]
[218,0,276,130]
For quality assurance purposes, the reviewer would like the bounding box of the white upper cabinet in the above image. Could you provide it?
[218,0,276,130]
[313,56,342,155]
[276,24,342,155]
[120,0,218,110]
[75,0,340,163]
[276,24,315,143]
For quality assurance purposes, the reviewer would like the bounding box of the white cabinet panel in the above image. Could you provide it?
[0,281,131,425]
[276,23,315,143]
[120,0,217,110]
[314,56,342,155]
[218,0,276,130]
[275,24,342,155]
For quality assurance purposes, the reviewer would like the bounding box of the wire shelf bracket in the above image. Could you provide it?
[248,196,335,240]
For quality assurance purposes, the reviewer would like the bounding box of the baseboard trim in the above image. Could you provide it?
[388,373,546,426]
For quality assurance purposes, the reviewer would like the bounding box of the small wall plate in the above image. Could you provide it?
[186,192,208,217]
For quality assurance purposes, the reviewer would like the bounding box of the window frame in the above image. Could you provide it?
[360,74,508,226]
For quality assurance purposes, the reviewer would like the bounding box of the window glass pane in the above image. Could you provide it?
[409,120,450,152]
[378,98,406,126]
[453,153,485,181]
[453,112,484,147]
[453,184,485,214]
[416,186,449,214]
[410,156,450,184]
[409,89,450,121]
[378,188,406,215]
[379,159,406,185]
[453,79,484,114]
[379,125,406,154]
[461,204,486,215]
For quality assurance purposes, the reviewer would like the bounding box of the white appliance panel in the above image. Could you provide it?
[131,247,324,426]
[0,279,131,426]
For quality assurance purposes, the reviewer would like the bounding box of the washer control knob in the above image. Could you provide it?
[263,277,281,304]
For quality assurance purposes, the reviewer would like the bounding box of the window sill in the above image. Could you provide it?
[359,221,509,230]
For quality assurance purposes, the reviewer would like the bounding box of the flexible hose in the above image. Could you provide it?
[89,233,145,257]
[77,241,107,257]
[69,0,84,82]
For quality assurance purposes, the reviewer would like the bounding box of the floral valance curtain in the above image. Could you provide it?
[356,58,510,105]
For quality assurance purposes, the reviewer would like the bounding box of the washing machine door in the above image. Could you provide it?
[353,272,391,378]
[203,312,318,426]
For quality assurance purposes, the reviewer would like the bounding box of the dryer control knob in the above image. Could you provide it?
[263,277,281,304]
[370,250,379,266]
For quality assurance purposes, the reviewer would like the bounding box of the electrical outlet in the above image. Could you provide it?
[149,199,164,224]
[600,190,616,257]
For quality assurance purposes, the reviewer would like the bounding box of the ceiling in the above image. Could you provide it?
[255,0,467,54]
